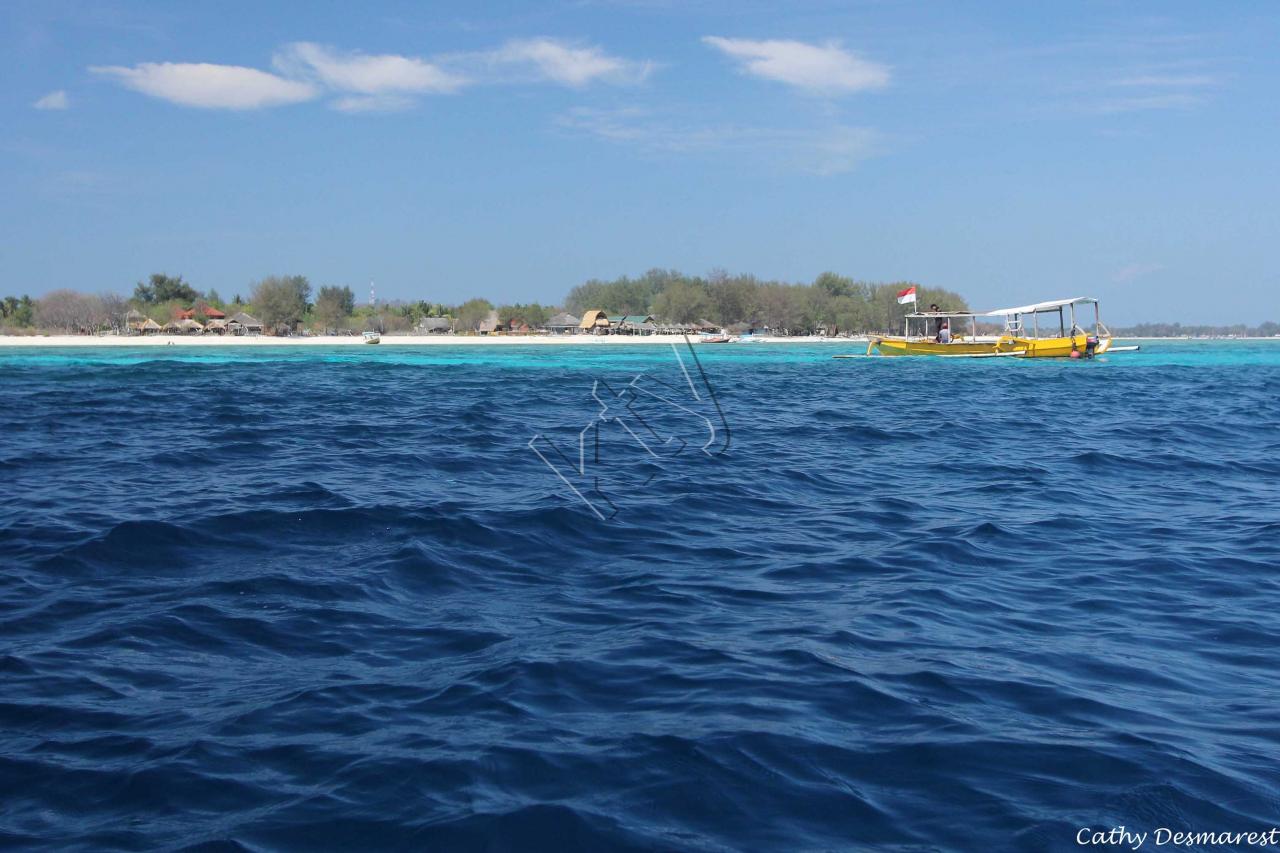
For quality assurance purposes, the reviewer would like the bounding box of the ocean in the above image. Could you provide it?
[2,340,1278,851]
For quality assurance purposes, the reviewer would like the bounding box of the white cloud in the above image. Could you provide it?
[702,36,889,95]
[1112,263,1164,283]
[90,62,318,109]
[558,107,881,174]
[1096,93,1203,114]
[91,38,651,112]
[34,90,70,110]
[1111,74,1218,88]
[273,42,465,98]
[482,38,652,87]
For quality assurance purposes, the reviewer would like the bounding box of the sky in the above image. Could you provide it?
[3,0,1278,324]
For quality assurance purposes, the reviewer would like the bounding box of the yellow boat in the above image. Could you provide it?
[868,297,1116,359]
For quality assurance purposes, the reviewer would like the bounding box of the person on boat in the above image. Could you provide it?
[926,304,944,339]
[935,319,952,344]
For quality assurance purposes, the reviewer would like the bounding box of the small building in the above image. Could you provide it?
[609,315,658,335]
[544,312,579,334]
[176,318,204,334]
[579,310,611,333]
[132,317,162,335]
[417,317,453,334]
[204,318,230,335]
[178,306,227,320]
[477,310,500,335]
[228,312,263,335]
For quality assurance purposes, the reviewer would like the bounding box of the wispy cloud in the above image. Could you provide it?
[1110,73,1219,88]
[480,38,653,87]
[91,38,650,111]
[702,37,889,95]
[558,106,882,174]
[89,62,318,109]
[1096,93,1203,114]
[33,90,69,110]
[1112,262,1164,283]
[273,42,466,111]
[1093,65,1218,113]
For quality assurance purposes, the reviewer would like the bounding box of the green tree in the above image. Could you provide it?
[250,275,312,334]
[313,285,356,332]
[652,279,712,323]
[1,295,35,327]
[455,298,494,332]
[498,303,550,328]
[134,273,198,305]
[814,271,855,298]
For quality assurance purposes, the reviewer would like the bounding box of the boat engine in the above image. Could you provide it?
[1084,335,1099,358]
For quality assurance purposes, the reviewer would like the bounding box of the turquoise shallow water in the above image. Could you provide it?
[1,339,1278,851]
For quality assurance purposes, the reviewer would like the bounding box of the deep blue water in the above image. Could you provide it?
[2,340,1279,852]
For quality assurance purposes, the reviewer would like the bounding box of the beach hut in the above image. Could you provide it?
[228,312,263,335]
[610,315,657,335]
[133,317,162,335]
[544,312,579,334]
[579,310,611,334]
[477,310,500,335]
[204,318,229,335]
[416,317,453,334]
[125,309,146,335]
[177,318,204,334]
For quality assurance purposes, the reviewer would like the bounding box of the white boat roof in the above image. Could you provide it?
[984,296,1097,316]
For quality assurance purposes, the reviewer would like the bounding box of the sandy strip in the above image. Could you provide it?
[0,334,859,347]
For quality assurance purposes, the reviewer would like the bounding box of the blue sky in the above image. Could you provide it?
[3,1,1278,323]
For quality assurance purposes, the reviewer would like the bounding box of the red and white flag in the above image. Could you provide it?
[896,286,917,305]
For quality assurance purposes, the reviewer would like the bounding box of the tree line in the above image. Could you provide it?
[1112,321,1280,338]
[4,268,966,336]
[563,268,968,334]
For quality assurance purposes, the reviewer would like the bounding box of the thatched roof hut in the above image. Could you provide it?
[228,312,263,334]
[544,312,579,332]
[579,309,610,331]
[417,317,453,333]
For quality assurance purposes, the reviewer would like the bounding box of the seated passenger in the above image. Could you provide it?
[936,320,952,344]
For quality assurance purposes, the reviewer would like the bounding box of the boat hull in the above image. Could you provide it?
[868,334,1110,358]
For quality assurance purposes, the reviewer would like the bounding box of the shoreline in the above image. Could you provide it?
[0,334,858,348]
[1,334,1274,348]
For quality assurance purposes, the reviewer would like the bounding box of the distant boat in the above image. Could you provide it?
[363,331,381,344]
[867,297,1128,359]
[698,333,734,344]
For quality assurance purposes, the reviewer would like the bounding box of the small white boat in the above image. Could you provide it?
[698,334,734,343]
[362,331,381,344]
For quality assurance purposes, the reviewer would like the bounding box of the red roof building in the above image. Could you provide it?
[178,306,227,320]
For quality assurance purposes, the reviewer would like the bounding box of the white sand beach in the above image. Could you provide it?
[0,334,857,347]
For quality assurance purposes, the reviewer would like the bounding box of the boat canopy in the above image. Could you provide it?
[984,297,1097,316]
